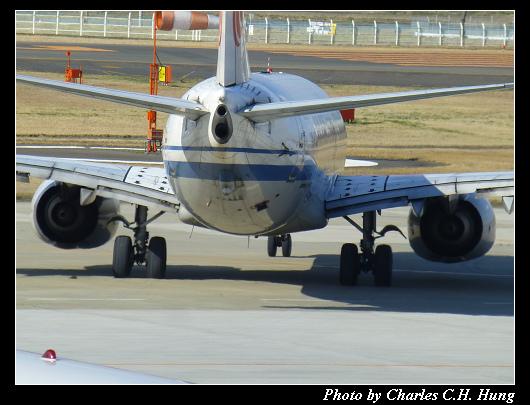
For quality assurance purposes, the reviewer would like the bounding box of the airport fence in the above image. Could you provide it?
[15,11,515,48]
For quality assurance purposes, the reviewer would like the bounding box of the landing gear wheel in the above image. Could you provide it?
[340,243,360,286]
[112,235,133,278]
[281,234,292,257]
[373,244,392,287]
[267,235,292,257]
[267,236,279,257]
[146,236,167,279]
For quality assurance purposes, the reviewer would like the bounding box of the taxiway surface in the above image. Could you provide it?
[16,201,514,384]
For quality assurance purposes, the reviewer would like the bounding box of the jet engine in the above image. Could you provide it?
[31,180,120,249]
[407,194,495,263]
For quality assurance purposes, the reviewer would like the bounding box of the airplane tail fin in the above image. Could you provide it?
[156,11,250,87]
[216,11,251,87]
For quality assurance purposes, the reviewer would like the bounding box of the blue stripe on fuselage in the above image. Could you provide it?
[164,145,297,157]
[166,160,312,182]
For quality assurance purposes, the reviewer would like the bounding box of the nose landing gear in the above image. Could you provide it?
[267,234,292,257]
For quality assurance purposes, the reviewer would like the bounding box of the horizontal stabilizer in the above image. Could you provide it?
[16,75,209,120]
[238,83,514,122]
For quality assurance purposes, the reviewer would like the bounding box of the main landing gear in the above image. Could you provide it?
[110,205,167,279]
[340,211,405,287]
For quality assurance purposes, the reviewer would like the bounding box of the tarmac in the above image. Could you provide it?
[16,201,514,384]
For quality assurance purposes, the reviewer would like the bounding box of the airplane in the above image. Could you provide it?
[16,349,187,384]
[16,11,514,287]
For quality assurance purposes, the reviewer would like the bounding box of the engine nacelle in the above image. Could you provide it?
[408,194,495,263]
[31,180,120,249]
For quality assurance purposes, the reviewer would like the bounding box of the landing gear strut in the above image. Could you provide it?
[111,205,167,279]
[340,211,404,287]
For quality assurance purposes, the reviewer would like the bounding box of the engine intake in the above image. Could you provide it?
[408,195,496,263]
[31,180,119,249]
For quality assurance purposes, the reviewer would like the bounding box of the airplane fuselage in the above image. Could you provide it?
[163,71,347,235]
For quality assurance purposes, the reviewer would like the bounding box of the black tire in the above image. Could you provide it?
[340,243,360,286]
[267,236,279,257]
[146,237,167,279]
[374,244,392,287]
[112,235,133,278]
[281,234,292,257]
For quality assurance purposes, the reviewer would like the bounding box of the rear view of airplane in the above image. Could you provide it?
[16,11,514,287]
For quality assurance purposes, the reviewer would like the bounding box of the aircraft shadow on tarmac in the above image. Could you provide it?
[17,252,513,317]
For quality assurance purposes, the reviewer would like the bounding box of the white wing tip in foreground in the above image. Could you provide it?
[16,349,190,384]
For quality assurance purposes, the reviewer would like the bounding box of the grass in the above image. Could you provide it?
[15,70,190,143]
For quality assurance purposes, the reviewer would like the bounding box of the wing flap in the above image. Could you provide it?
[239,83,514,122]
[16,75,209,120]
[16,155,179,212]
[325,171,514,218]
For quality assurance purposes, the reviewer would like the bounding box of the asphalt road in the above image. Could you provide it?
[16,41,514,87]
[16,202,514,384]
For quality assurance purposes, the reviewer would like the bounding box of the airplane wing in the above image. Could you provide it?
[238,83,514,122]
[325,171,515,218]
[16,350,188,384]
[15,75,209,120]
[16,155,179,213]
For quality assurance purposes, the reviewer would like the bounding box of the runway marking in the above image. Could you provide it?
[17,45,117,52]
